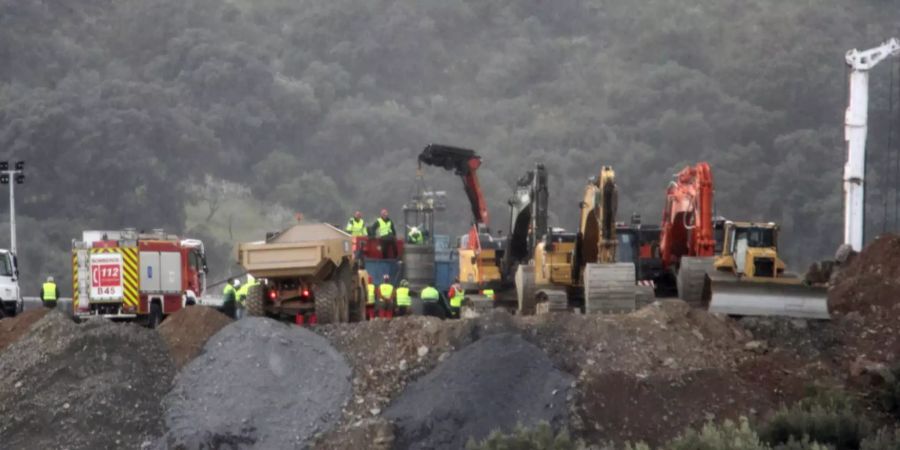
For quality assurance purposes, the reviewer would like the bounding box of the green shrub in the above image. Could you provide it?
[759,389,872,450]
[877,364,900,417]
[861,428,900,450]
[465,422,584,450]
[667,417,771,450]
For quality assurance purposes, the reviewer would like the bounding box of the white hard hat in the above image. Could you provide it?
[233,279,241,287]
[47,276,54,282]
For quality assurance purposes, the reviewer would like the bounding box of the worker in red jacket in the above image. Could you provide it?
[447,278,464,318]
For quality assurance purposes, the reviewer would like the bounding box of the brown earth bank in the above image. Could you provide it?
[0,308,48,351]
[157,305,232,368]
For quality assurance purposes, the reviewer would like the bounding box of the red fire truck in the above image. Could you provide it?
[72,229,208,327]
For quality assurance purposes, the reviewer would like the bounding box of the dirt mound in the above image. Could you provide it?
[159,317,352,449]
[573,369,777,446]
[524,300,749,377]
[0,308,48,351]
[0,311,174,450]
[157,305,232,368]
[383,332,572,450]
[830,234,900,316]
[314,315,477,423]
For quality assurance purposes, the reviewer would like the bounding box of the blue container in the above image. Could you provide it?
[363,259,401,284]
[434,252,459,294]
[433,234,452,252]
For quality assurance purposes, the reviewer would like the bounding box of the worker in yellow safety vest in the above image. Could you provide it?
[41,276,59,309]
[420,285,448,319]
[345,211,367,237]
[371,209,398,259]
[377,274,395,319]
[482,289,496,301]
[407,226,424,245]
[395,279,411,316]
[366,275,376,320]
[222,278,237,319]
[448,278,465,318]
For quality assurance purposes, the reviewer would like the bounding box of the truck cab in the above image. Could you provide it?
[0,250,21,317]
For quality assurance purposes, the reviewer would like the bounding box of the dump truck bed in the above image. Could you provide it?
[238,223,352,279]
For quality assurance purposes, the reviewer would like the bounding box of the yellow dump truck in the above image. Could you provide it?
[237,223,367,324]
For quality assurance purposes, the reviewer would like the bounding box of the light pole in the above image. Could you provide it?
[0,162,25,255]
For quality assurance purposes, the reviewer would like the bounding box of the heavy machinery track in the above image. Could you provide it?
[677,257,713,308]
[584,263,636,314]
[515,266,536,315]
[636,284,656,309]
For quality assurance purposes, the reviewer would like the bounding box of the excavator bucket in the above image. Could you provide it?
[707,274,829,320]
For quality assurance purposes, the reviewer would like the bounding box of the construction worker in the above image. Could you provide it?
[420,284,448,319]
[222,277,237,319]
[448,278,465,318]
[482,289,496,301]
[395,279,411,316]
[345,211,367,237]
[41,276,59,309]
[377,274,395,319]
[407,226,424,245]
[366,275,376,320]
[372,209,398,259]
[235,278,248,319]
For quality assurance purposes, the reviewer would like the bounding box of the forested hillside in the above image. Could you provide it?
[1,0,898,291]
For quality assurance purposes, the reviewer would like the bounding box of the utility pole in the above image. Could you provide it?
[0,162,25,255]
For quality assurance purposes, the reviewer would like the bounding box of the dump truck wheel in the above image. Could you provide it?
[677,257,713,308]
[315,280,340,324]
[246,284,265,317]
[349,278,367,322]
[337,278,350,323]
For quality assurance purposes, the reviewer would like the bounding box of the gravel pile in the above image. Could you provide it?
[159,317,352,449]
[0,311,174,449]
[384,332,572,450]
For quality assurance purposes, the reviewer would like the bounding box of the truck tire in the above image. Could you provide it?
[349,278,367,322]
[315,280,341,324]
[336,261,356,323]
[148,302,163,329]
[246,284,265,317]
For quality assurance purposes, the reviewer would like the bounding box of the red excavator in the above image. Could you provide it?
[658,163,716,307]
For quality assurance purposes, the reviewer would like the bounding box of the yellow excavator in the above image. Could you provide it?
[707,220,829,319]
[517,166,637,314]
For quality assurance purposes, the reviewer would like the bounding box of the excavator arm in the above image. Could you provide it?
[504,163,549,272]
[578,166,619,265]
[418,144,489,227]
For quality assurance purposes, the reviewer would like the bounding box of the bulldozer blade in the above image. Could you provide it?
[708,278,829,320]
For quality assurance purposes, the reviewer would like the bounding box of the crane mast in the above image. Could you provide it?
[844,38,900,251]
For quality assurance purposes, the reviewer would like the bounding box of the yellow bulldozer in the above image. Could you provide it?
[707,220,829,319]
